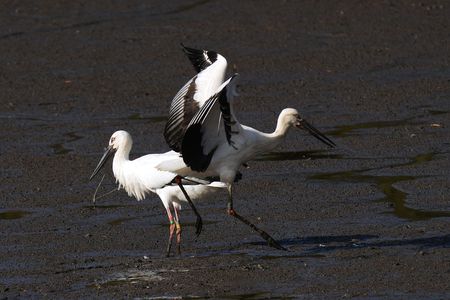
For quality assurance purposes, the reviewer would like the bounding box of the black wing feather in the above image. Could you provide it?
[164,76,199,152]
[181,44,218,73]
[181,95,219,171]
[218,84,237,148]
[181,74,239,171]
[182,123,217,172]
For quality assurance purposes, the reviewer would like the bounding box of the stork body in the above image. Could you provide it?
[90,130,226,256]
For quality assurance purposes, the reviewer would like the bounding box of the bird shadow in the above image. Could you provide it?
[247,233,450,255]
[248,234,377,247]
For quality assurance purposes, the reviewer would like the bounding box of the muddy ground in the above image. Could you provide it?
[1,0,450,298]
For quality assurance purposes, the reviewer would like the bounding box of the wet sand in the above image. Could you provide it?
[1,0,450,298]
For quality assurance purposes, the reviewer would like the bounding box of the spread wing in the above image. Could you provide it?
[164,45,227,152]
[181,74,241,172]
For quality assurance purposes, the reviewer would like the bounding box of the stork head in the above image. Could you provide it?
[108,130,132,151]
[279,108,335,147]
[89,130,132,181]
[279,108,302,128]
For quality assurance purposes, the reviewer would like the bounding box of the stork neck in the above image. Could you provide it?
[112,145,131,187]
[254,115,291,152]
[113,146,130,164]
[271,115,292,138]
[253,122,290,154]
[278,116,292,136]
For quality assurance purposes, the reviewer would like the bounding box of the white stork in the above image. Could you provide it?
[89,130,226,256]
[162,45,335,250]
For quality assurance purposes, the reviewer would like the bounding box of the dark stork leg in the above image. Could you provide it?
[226,184,287,251]
[174,175,203,236]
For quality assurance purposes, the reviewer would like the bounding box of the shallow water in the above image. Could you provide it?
[310,152,450,221]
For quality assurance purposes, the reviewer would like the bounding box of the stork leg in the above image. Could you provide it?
[165,207,177,257]
[226,184,287,251]
[174,175,203,236]
[174,206,182,255]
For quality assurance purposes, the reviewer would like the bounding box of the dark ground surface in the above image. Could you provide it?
[1,0,450,298]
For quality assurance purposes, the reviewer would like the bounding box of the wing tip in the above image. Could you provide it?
[179,44,219,73]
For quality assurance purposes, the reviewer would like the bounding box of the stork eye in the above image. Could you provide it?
[111,137,115,143]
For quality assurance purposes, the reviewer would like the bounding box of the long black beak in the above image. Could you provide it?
[89,145,115,181]
[297,117,336,147]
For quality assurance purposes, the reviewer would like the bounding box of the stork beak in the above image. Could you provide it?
[89,145,116,181]
[296,117,336,147]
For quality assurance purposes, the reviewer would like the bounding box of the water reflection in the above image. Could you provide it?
[310,152,450,221]
[50,143,72,155]
[327,118,419,137]
[0,210,31,220]
[50,131,83,155]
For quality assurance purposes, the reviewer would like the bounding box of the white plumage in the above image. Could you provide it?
[90,130,226,256]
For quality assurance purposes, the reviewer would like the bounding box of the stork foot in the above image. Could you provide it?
[227,208,236,216]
